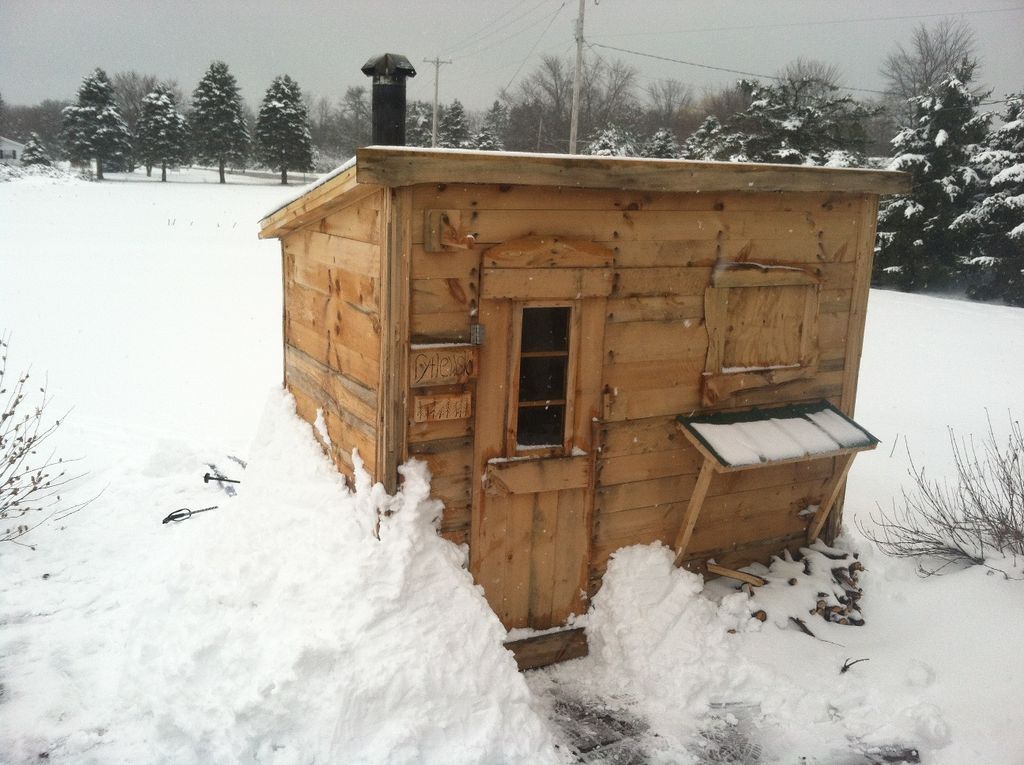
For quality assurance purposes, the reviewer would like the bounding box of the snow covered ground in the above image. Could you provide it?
[1,168,1023,764]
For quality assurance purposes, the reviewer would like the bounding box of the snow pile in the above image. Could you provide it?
[586,545,758,735]
[0,163,81,183]
[1,392,557,764]
[548,539,1019,763]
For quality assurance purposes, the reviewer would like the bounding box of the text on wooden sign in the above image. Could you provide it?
[410,346,477,387]
[413,392,473,423]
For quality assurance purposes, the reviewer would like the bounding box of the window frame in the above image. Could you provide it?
[505,300,580,458]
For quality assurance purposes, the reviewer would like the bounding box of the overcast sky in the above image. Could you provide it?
[2,0,1021,114]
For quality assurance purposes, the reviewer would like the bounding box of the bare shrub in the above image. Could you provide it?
[859,416,1024,576]
[1,334,87,545]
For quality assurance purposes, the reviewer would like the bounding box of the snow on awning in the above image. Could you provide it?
[676,401,879,470]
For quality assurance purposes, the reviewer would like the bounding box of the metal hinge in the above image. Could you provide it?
[470,324,485,346]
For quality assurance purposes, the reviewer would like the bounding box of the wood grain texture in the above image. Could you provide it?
[410,183,865,214]
[504,627,588,671]
[673,459,716,565]
[259,167,364,237]
[485,455,590,495]
[358,147,910,195]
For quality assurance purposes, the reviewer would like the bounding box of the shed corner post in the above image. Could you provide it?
[379,185,412,493]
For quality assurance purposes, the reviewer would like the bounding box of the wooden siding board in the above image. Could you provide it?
[358,147,910,196]
[410,184,866,214]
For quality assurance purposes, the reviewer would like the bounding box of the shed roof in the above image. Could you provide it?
[259,146,910,239]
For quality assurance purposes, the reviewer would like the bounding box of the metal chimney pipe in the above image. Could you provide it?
[361,53,417,146]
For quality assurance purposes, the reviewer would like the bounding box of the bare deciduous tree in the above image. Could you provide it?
[777,57,845,106]
[641,78,694,137]
[501,54,639,153]
[881,19,980,112]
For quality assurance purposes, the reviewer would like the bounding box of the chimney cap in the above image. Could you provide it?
[361,53,417,79]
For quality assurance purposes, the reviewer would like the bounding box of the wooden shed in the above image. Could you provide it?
[258,147,909,667]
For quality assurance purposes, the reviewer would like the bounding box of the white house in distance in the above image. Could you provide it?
[0,136,27,165]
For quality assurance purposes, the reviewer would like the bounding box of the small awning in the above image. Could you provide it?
[671,401,879,567]
[676,400,879,472]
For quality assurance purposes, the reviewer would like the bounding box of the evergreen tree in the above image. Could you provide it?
[255,75,313,184]
[405,100,433,147]
[468,101,508,151]
[875,63,990,291]
[438,99,470,148]
[640,128,680,158]
[682,79,873,165]
[681,116,731,159]
[190,61,249,183]
[137,85,189,182]
[954,92,1024,304]
[60,68,132,180]
[468,124,503,151]
[20,133,52,166]
[584,125,639,157]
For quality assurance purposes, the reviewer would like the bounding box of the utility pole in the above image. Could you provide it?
[568,0,586,154]
[424,56,452,147]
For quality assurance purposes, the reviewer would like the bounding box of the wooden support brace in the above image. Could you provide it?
[673,458,716,566]
[806,453,857,544]
[706,562,767,587]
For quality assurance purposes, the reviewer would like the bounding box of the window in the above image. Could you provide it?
[702,266,820,406]
[515,306,571,448]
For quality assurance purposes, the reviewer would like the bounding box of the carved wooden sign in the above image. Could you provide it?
[410,345,478,388]
[413,392,473,423]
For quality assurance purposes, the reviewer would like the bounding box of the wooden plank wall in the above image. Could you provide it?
[281,188,384,483]
[406,183,874,576]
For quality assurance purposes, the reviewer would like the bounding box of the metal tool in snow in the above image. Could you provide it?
[161,505,218,524]
[203,471,241,486]
[204,466,242,497]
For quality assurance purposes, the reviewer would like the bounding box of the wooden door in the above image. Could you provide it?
[469,238,611,630]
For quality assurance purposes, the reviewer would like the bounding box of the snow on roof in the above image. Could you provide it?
[678,401,877,468]
[260,155,354,221]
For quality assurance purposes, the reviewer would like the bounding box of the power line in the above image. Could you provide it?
[448,0,557,60]
[589,42,892,95]
[452,2,568,63]
[443,3,524,56]
[590,5,1024,40]
[504,3,567,93]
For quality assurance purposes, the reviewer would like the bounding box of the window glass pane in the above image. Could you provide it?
[521,307,569,352]
[518,356,567,402]
[517,405,565,447]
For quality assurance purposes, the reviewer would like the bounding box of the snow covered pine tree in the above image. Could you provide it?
[682,79,872,166]
[469,101,508,151]
[20,133,51,166]
[255,75,313,185]
[584,125,640,157]
[640,127,681,159]
[190,61,249,184]
[875,63,990,291]
[137,86,189,182]
[60,68,132,180]
[438,99,471,149]
[955,92,1024,305]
